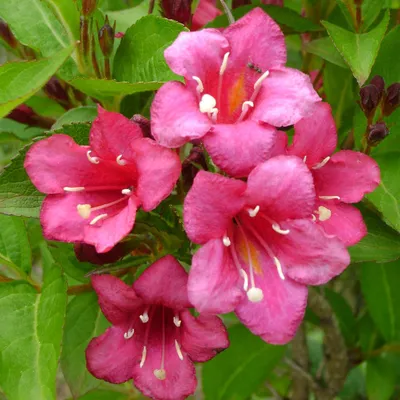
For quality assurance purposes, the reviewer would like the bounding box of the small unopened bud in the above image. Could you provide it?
[74,243,126,265]
[98,16,115,58]
[383,83,400,116]
[161,0,192,25]
[131,114,153,139]
[0,20,18,48]
[232,0,251,9]
[359,84,380,117]
[367,122,389,146]
[44,77,69,103]
[370,75,385,99]
[82,0,97,17]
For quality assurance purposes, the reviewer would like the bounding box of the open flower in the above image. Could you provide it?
[184,158,350,344]
[286,102,381,246]
[86,255,229,400]
[151,7,320,177]
[24,106,181,253]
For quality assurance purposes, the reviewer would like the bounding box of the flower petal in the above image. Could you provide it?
[203,120,277,177]
[192,0,222,30]
[133,256,191,309]
[180,310,229,362]
[289,102,337,166]
[151,81,212,147]
[269,130,288,158]
[246,155,316,220]
[313,150,380,203]
[24,134,134,194]
[251,67,321,127]
[184,171,247,244]
[188,239,244,314]
[86,326,140,384]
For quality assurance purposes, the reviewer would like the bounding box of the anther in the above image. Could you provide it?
[248,205,260,218]
[254,70,270,90]
[219,52,230,76]
[121,188,132,195]
[87,150,100,164]
[316,206,331,221]
[64,186,85,192]
[223,235,231,247]
[154,369,166,380]
[242,100,254,111]
[274,257,285,280]
[175,340,184,361]
[272,223,290,235]
[247,287,264,303]
[140,346,147,368]
[77,204,91,219]
[123,328,134,339]
[199,94,217,114]
[240,269,249,291]
[173,315,181,327]
[303,156,307,163]
[140,311,149,323]
[90,213,108,225]
[312,156,330,170]
[319,195,341,200]
[192,76,204,93]
[116,155,127,166]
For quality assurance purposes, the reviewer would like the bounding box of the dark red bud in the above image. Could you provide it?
[370,75,385,98]
[0,20,18,48]
[7,105,36,125]
[232,0,251,9]
[359,84,380,117]
[82,0,97,16]
[74,242,127,265]
[182,146,207,189]
[131,114,153,139]
[367,122,389,146]
[383,83,400,116]
[161,0,192,25]
[44,77,69,103]
[98,16,115,58]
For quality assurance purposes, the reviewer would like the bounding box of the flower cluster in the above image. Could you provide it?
[24,8,380,400]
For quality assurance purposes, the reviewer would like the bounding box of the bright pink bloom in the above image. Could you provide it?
[184,157,350,344]
[151,8,320,177]
[24,106,181,253]
[86,256,229,400]
[286,103,380,246]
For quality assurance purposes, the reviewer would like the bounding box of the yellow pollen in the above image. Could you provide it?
[238,239,263,275]
[229,72,246,115]
[317,206,332,221]
[77,204,91,219]
[154,369,166,380]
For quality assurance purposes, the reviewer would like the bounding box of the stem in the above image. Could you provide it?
[292,325,310,400]
[312,63,325,88]
[220,0,235,24]
[148,0,155,14]
[104,57,111,79]
[355,0,362,32]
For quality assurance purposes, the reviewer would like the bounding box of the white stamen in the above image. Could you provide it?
[173,315,181,327]
[317,206,331,221]
[247,287,264,302]
[89,213,108,225]
[219,52,230,76]
[240,269,249,291]
[319,195,341,200]
[175,340,184,361]
[274,257,285,280]
[121,188,132,195]
[211,109,219,123]
[272,222,290,235]
[199,94,217,114]
[242,100,254,111]
[77,204,91,219]
[312,156,331,170]
[123,328,134,339]
[248,205,260,218]
[140,346,147,368]
[223,235,231,247]
[140,311,149,323]
[154,369,166,380]
[64,186,85,192]
[303,156,307,163]
[312,214,317,222]
[253,70,270,90]
[116,155,127,166]
[192,76,204,93]
[87,150,100,164]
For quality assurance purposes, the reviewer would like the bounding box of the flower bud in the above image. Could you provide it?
[232,0,251,9]
[370,75,385,99]
[383,83,400,116]
[44,77,69,103]
[74,242,127,265]
[161,0,192,25]
[0,20,17,48]
[131,114,153,139]
[367,122,389,147]
[82,0,97,17]
[359,84,380,117]
[98,16,115,58]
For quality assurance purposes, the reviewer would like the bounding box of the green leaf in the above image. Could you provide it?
[75,391,128,400]
[52,107,98,130]
[0,247,67,400]
[113,16,187,84]
[0,46,74,118]
[202,324,286,400]
[0,119,43,141]
[61,293,109,398]
[0,214,31,275]
[305,37,348,68]
[322,10,390,85]
[366,354,397,400]
[56,123,91,145]
[108,2,154,32]
[25,95,65,119]
[360,261,400,342]
[362,0,383,31]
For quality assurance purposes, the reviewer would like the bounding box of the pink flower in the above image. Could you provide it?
[24,106,181,253]
[184,157,350,344]
[86,255,229,400]
[192,0,222,30]
[151,8,320,177]
[285,102,381,246]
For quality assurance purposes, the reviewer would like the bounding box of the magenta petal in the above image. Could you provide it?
[184,171,247,244]
[133,256,191,309]
[317,202,367,246]
[130,138,181,211]
[91,275,142,325]
[203,121,277,177]
[246,156,316,220]
[151,81,212,147]
[90,106,143,160]
[188,239,244,314]
[223,8,286,72]
[24,134,133,194]
[86,326,139,384]
[251,67,321,127]
[180,310,229,362]
[269,130,288,158]
[289,102,337,166]
[313,150,381,203]
[278,219,350,285]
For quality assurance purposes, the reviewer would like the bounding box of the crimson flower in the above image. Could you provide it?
[24,106,181,253]
[86,256,229,400]
[184,157,350,344]
[151,8,320,177]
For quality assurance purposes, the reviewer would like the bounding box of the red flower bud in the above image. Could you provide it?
[82,0,97,17]
[370,75,385,99]
[0,20,18,48]
[44,77,69,104]
[131,114,153,139]
[367,122,389,146]
[74,242,127,265]
[359,84,380,117]
[161,0,192,25]
[383,83,400,116]
[98,16,115,58]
